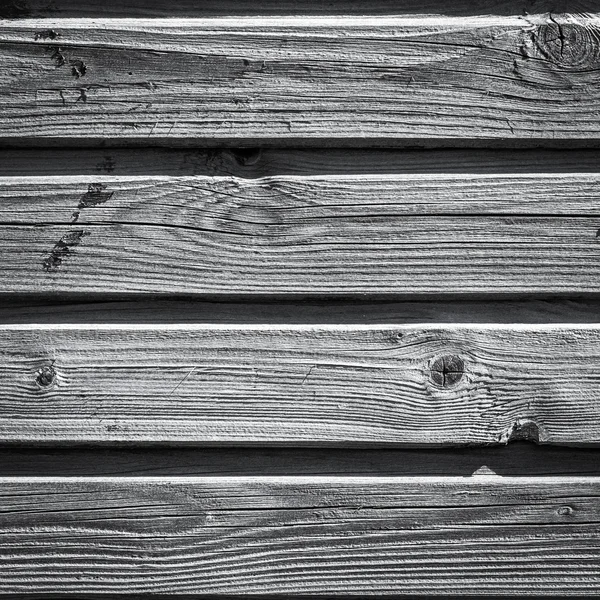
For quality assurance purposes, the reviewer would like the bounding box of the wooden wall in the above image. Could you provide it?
[1,0,600,596]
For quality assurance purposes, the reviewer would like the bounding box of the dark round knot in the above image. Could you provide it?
[430,355,464,388]
[36,364,56,387]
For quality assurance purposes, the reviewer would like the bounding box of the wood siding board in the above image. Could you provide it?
[1,324,600,445]
[1,476,600,594]
[1,174,600,294]
[0,15,599,144]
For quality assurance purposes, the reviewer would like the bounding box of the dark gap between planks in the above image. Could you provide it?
[2,444,600,477]
[0,0,592,18]
[1,297,600,324]
[2,148,600,176]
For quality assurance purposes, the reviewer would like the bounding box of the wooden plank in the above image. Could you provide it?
[2,174,600,294]
[2,324,600,445]
[1,14,600,145]
[3,298,600,324]
[2,148,600,177]
[1,476,600,595]
[2,445,600,477]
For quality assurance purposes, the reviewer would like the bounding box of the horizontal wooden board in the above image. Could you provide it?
[2,445,600,477]
[2,148,600,177]
[1,14,600,145]
[2,324,600,445]
[2,174,600,294]
[1,476,600,595]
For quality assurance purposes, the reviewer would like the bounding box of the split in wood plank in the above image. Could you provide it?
[1,476,600,595]
[2,324,600,445]
[0,14,599,144]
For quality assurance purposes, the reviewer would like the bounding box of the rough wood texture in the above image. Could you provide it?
[1,14,600,145]
[1,476,600,595]
[2,148,600,176]
[2,324,600,445]
[2,174,600,294]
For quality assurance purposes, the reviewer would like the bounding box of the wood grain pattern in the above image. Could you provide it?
[1,476,600,595]
[2,324,600,445]
[2,174,600,294]
[1,14,600,145]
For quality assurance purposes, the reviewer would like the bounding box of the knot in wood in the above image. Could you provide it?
[430,355,464,388]
[529,18,600,70]
[36,364,56,387]
[557,505,574,516]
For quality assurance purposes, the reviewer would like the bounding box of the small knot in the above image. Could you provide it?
[430,355,464,388]
[36,364,56,388]
[557,505,574,516]
[526,16,600,71]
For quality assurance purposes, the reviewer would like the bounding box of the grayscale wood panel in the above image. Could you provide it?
[1,476,600,595]
[2,174,600,294]
[0,14,599,145]
[2,324,600,445]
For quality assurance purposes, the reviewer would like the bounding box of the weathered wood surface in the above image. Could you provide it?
[3,324,600,445]
[2,445,600,476]
[1,476,600,595]
[2,148,600,176]
[1,14,600,145]
[2,174,600,294]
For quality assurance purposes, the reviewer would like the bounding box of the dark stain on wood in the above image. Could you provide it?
[71,183,113,222]
[34,29,59,41]
[69,58,87,78]
[42,230,90,272]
